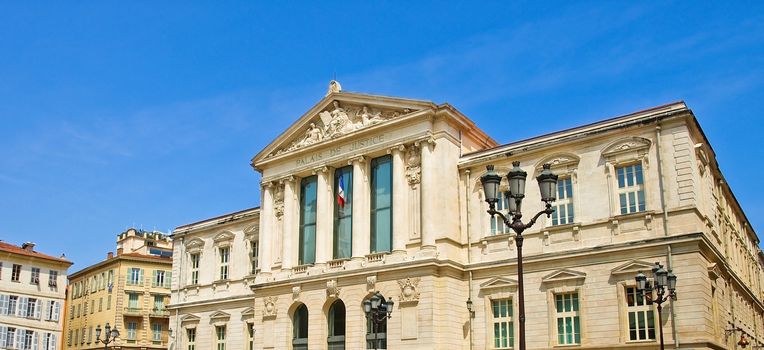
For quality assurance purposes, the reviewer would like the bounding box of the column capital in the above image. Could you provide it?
[414,137,436,149]
[348,156,366,165]
[279,175,296,184]
[311,165,332,175]
[387,144,406,155]
[260,181,275,189]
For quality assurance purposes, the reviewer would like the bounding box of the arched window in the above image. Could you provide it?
[365,294,387,350]
[292,304,308,350]
[327,300,346,350]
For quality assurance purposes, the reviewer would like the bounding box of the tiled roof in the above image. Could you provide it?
[0,241,72,265]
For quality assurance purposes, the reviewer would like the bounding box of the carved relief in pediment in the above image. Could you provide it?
[267,101,413,158]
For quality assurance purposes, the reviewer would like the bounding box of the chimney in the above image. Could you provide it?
[116,248,123,256]
[21,242,35,252]
[107,252,114,259]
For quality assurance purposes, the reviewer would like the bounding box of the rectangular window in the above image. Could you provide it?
[370,155,392,253]
[491,192,512,235]
[187,328,196,350]
[250,241,259,275]
[5,327,16,348]
[626,286,655,341]
[219,247,230,280]
[25,298,37,318]
[80,327,85,344]
[23,330,34,349]
[30,267,40,285]
[88,326,93,343]
[154,295,164,311]
[128,293,139,310]
[247,323,255,350]
[555,293,581,345]
[299,176,318,265]
[492,299,514,349]
[108,269,114,288]
[48,270,58,287]
[8,296,18,315]
[44,333,57,350]
[552,177,575,225]
[107,295,112,310]
[190,253,200,284]
[154,270,165,287]
[152,323,162,341]
[333,166,353,259]
[11,264,21,282]
[617,164,646,215]
[99,297,103,312]
[127,322,137,340]
[216,325,226,350]
[128,268,143,285]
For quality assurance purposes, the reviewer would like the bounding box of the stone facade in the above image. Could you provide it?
[63,228,173,350]
[169,84,764,350]
[0,241,71,350]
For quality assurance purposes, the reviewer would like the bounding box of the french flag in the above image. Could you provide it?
[337,174,346,208]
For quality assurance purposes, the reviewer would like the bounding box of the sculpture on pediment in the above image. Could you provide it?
[358,106,386,127]
[326,80,342,95]
[405,145,422,185]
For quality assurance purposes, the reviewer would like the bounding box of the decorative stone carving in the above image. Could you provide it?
[366,276,377,293]
[292,285,301,300]
[326,80,342,95]
[273,185,284,220]
[397,277,420,303]
[263,296,278,317]
[405,144,421,185]
[326,279,340,298]
[267,101,411,157]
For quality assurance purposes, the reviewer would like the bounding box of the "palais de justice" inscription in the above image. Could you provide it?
[295,133,389,167]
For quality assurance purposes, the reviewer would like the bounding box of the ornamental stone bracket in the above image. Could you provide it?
[405,144,421,186]
[263,296,278,319]
[366,275,377,293]
[292,285,301,300]
[326,279,341,299]
[397,277,420,304]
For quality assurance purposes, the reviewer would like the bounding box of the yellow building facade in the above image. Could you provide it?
[63,228,172,350]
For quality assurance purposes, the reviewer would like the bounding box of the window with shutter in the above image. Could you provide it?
[0,295,8,315]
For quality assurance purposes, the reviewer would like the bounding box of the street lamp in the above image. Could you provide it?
[95,323,120,349]
[635,262,677,350]
[480,161,558,350]
[363,291,394,350]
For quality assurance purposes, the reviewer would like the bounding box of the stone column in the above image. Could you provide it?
[314,166,333,266]
[281,176,297,270]
[391,145,408,257]
[258,183,273,275]
[418,139,437,256]
[351,156,370,261]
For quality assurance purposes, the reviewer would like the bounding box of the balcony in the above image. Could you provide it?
[123,307,142,316]
[150,308,170,318]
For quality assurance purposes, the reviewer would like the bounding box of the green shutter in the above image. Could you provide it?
[164,271,172,288]
[152,270,158,287]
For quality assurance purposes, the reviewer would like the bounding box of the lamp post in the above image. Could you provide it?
[363,291,394,350]
[95,323,120,350]
[480,161,558,350]
[635,262,677,350]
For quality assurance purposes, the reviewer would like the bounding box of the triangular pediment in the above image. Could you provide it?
[541,269,586,284]
[241,307,255,317]
[480,277,518,291]
[611,260,656,276]
[213,231,235,243]
[602,137,651,157]
[180,314,200,323]
[184,238,205,252]
[252,90,435,167]
[209,310,231,320]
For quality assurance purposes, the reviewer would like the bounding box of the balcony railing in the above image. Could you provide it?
[150,308,170,317]
[123,307,142,315]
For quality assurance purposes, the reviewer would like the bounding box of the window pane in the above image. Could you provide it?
[628,192,637,212]
[567,203,575,223]
[565,179,573,198]
[620,194,628,214]
[494,324,500,348]
[555,295,562,312]
[638,312,646,339]
[299,176,318,264]
[629,312,637,340]
[626,166,635,186]
[557,319,564,344]
[572,293,579,311]
[637,190,646,212]
[617,167,625,188]
[334,167,353,259]
[370,156,392,253]
[635,164,644,184]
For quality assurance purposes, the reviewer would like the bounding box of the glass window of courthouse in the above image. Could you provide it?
[491,192,512,235]
[555,292,581,344]
[299,176,318,265]
[492,299,514,349]
[333,166,353,259]
[186,328,196,350]
[216,325,226,350]
[552,177,574,225]
[625,286,655,341]
[616,164,646,214]
[370,155,392,253]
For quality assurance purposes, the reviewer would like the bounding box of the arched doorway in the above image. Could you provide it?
[292,304,308,350]
[327,300,346,350]
[365,294,387,350]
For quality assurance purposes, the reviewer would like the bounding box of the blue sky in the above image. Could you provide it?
[1,2,762,270]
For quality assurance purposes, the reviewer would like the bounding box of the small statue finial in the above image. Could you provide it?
[327,80,342,96]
